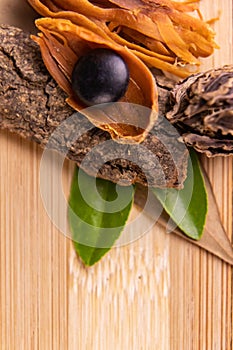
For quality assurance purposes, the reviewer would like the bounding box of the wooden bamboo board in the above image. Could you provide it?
[0,0,232,349]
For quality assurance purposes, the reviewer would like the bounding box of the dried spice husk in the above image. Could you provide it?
[28,0,218,78]
[32,17,158,142]
[167,65,233,156]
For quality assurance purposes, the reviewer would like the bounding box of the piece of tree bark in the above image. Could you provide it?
[0,24,188,188]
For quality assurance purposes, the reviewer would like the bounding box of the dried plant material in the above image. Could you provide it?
[0,25,187,188]
[167,66,233,156]
[31,17,158,143]
[28,0,218,78]
[1,25,232,262]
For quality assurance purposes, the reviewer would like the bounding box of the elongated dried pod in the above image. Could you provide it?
[32,17,158,143]
[167,65,233,156]
[28,0,218,78]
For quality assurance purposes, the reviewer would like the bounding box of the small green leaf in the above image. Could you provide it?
[68,167,134,265]
[152,150,208,240]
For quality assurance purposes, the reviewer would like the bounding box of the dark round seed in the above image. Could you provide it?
[71,48,130,106]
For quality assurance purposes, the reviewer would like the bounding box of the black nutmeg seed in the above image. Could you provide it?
[71,48,130,106]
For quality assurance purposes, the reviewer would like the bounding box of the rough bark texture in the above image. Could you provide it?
[0,24,188,188]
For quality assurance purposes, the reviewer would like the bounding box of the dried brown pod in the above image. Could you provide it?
[31,17,158,143]
[167,65,233,156]
[28,0,218,79]
[27,0,219,143]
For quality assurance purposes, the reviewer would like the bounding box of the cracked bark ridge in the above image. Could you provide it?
[0,24,188,188]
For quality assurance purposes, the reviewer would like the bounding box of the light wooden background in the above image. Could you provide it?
[0,0,232,349]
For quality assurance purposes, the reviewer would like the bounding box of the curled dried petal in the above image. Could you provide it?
[33,17,158,142]
[28,0,217,78]
[167,65,233,156]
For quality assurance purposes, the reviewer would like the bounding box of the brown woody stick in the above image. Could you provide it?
[0,24,188,189]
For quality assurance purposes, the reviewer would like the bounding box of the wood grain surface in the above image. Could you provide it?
[0,0,232,349]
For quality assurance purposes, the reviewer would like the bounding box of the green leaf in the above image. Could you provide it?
[152,150,208,240]
[68,167,134,266]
